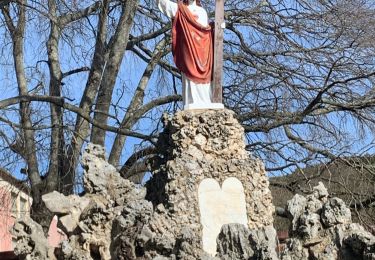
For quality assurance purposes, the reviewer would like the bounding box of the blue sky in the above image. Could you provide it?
[1,0,375,183]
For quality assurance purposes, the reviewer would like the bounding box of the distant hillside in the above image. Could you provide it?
[269,157,375,232]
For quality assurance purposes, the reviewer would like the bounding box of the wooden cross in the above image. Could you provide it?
[212,0,224,103]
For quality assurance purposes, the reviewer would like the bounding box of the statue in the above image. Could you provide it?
[157,0,224,110]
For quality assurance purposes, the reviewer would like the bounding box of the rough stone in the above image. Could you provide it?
[11,217,56,260]
[281,238,309,260]
[12,144,375,260]
[12,143,152,260]
[216,224,254,260]
[321,197,352,227]
[298,212,322,239]
[305,194,323,214]
[216,224,278,260]
[42,191,90,234]
[312,181,329,201]
[146,109,275,257]
[248,225,278,260]
[281,183,375,260]
[343,230,375,257]
[286,194,307,232]
[11,110,279,260]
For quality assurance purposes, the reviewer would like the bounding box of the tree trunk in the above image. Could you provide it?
[45,0,65,194]
[62,1,110,194]
[109,39,167,166]
[91,0,139,146]
[2,0,47,229]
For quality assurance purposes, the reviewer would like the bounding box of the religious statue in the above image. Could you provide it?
[157,0,224,110]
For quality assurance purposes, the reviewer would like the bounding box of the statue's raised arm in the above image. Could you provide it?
[157,0,178,18]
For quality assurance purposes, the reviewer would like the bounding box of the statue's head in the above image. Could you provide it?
[183,0,202,7]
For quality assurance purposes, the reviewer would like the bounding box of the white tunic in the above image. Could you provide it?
[157,0,224,110]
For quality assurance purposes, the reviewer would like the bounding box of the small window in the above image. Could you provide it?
[10,192,18,216]
[20,197,27,217]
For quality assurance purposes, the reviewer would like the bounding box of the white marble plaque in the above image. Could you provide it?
[198,177,248,256]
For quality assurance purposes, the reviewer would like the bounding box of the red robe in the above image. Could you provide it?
[172,2,213,84]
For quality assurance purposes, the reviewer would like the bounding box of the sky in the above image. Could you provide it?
[1,0,375,184]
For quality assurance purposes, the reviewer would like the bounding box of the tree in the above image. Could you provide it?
[1,0,375,228]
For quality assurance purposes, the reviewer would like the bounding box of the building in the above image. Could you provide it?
[0,168,66,259]
[0,168,31,253]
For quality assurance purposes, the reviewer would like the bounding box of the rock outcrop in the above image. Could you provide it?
[11,144,152,260]
[11,109,278,260]
[10,109,375,260]
[148,110,274,228]
[55,144,153,260]
[145,109,276,258]
[12,217,56,260]
[11,146,375,259]
[217,224,278,260]
[281,182,375,260]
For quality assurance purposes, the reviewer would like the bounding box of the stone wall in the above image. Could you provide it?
[146,109,275,257]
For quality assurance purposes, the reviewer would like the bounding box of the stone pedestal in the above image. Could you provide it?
[146,109,275,258]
